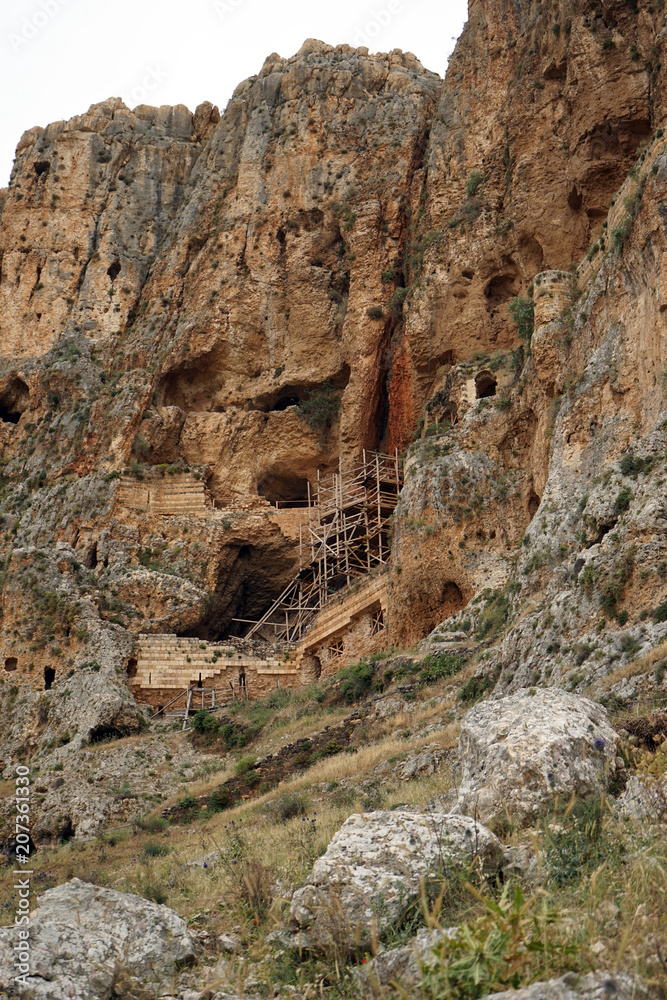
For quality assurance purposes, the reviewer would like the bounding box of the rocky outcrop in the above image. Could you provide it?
[0,878,194,999]
[289,810,504,953]
[456,689,619,826]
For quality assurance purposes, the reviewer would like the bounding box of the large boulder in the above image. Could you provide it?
[456,689,619,826]
[289,810,504,953]
[0,878,194,999]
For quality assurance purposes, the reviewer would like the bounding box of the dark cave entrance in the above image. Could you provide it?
[475,371,497,399]
[258,469,310,506]
[44,666,55,690]
[180,537,298,641]
[0,376,29,425]
[4,657,17,672]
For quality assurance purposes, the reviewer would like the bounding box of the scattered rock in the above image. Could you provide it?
[187,850,222,869]
[477,971,645,1000]
[217,933,243,954]
[289,810,504,953]
[615,774,667,822]
[399,748,448,780]
[355,926,458,994]
[0,878,194,999]
[456,689,619,825]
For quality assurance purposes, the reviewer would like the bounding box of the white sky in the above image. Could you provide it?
[0,0,468,186]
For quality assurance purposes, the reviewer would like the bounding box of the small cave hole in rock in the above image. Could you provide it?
[594,523,614,545]
[568,185,583,211]
[4,657,17,672]
[44,666,55,690]
[528,492,541,519]
[258,470,310,506]
[484,272,518,308]
[34,161,50,178]
[89,724,130,744]
[0,376,30,425]
[107,260,121,282]
[59,818,75,844]
[83,542,98,570]
[126,657,137,679]
[475,371,497,399]
[462,269,475,280]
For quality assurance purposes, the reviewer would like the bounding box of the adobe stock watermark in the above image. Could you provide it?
[122,66,169,110]
[8,0,75,53]
[352,0,403,49]
[213,0,247,18]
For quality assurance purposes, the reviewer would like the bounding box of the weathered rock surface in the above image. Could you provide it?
[355,926,458,994]
[477,972,645,1000]
[0,878,194,999]
[289,810,504,952]
[615,774,667,822]
[456,689,619,825]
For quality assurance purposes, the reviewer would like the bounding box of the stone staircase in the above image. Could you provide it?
[118,473,209,516]
[134,634,301,703]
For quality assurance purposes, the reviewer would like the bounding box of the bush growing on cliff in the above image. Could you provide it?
[508,296,534,350]
[297,381,341,443]
[465,170,483,197]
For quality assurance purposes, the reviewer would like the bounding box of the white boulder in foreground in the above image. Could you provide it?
[0,878,194,999]
[289,810,504,952]
[457,688,619,825]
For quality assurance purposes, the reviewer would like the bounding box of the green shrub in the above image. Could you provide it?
[141,842,170,859]
[191,709,220,733]
[653,602,667,623]
[297,380,341,442]
[420,653,466,686]
[367,305,385,320]
[613,486,632,514]
[508,296,534,349]
[476,592,510,640]
[457,673,496,705]
[422,883,579,1000]
[208,787,232,812]
[338,659,375,703]
[234,754,257,776]
[465,170,483,198]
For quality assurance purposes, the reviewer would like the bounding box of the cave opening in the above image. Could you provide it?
[475,371,497,399]
[0,377,29,425]
[34,161,50,177]
[180,536,298,641]
[126,657,137,679]
[258,469,310,506]
[44,666,55,690]
[89,724,131,743]
[528,492,541,519]
[4,657,17,672]
[107,260,121,281]
[59,818,75,843]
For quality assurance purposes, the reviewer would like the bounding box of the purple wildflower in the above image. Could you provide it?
[593,737,607,751]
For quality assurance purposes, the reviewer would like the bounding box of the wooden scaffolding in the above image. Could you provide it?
[244,450,401,643]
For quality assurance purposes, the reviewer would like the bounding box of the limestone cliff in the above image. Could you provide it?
[1,0,667,786]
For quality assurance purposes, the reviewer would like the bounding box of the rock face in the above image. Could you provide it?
[2,0,667,811]
[456,689,619,825]
[289,810,504,953]
[0,878,194,999]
